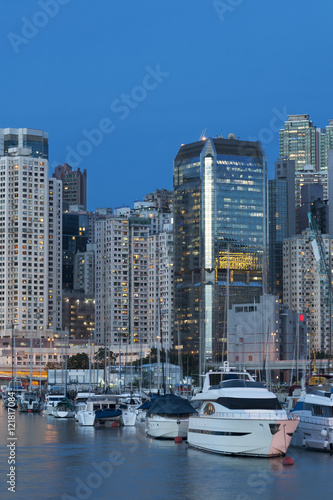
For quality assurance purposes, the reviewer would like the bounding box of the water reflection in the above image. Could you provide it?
[1,405,333,500]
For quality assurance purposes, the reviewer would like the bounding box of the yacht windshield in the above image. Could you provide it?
[216,397,282,410]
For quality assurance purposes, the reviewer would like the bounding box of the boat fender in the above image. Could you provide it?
[302,437,306,447]
[324,439,329,449]
[321,429,328,438]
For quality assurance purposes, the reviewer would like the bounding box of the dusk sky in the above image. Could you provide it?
[1,0,332,211]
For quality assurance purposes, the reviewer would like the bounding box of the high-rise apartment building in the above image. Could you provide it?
[0,147,62,338]
[268,159,296,298]
[283,232,333,352]
[53,163,87,211]
[279,115,333,172]
[94,215,150,349]
[148,219,174,350]
[0,128,48,159]
[320,120,333,171]
[279,115,318,171]
[174,137,267,364]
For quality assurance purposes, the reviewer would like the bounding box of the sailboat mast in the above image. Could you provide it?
[30,317,33,392]
[64,334,68,396]
[159,299,166,394]
[223,245,230,365]
[88,338,92,393]
[177,321,182,389]
[157,299,161,391]
[11,323,14,382]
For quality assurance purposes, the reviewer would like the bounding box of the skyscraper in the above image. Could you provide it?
[173,137,267,365]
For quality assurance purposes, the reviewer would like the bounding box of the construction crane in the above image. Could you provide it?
[308,211,333,358]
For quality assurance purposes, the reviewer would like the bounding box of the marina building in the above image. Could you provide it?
[227,295,307,368]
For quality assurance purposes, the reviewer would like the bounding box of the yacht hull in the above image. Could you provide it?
[54,410,75,418]
[188,415,299,457]
[122,408,137,426]
[79,409,122,426]
[146,416,189,439]
[290,416,333,451]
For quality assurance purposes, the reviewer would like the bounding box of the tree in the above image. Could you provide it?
[94,348,116,368]
[67,353,89,369]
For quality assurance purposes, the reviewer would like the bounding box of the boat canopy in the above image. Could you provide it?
[148,394,197,416]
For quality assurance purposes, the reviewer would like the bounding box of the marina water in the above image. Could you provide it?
[1,404,333,500]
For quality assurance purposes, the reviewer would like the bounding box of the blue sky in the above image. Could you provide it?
[0,0,332,211]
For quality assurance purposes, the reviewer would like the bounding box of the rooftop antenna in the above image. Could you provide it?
[199,129,207,141]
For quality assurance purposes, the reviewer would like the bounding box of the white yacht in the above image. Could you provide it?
[74,392,94,421]
[18,392,43,413]
[44,394,66,415]
[118,394,142,426]
[79,395,122,426]
[145,393,197,439]
[188,362,299,457]
[290,384,333,452]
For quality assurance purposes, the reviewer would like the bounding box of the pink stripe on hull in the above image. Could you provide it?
[269,419,299,456]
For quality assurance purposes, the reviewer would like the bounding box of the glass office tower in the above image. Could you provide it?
[174,137,267,365]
